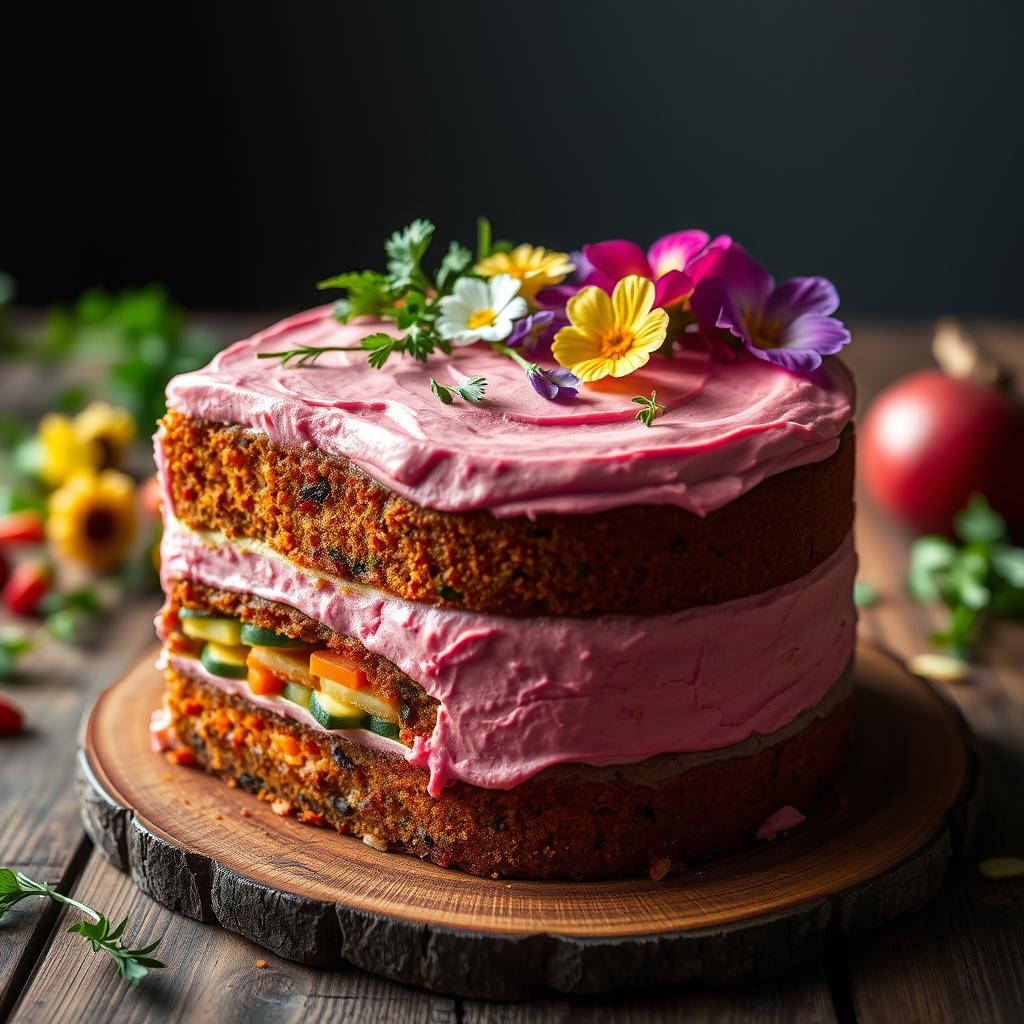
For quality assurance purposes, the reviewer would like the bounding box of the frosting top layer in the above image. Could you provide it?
[166,306,854,517]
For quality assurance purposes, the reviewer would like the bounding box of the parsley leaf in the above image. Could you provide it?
[385,219,435,291]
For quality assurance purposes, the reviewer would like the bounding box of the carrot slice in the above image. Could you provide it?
[247,662,286,696]
[309,650,366,690]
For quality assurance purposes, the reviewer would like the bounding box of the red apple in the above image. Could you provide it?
[862,370,1024,536]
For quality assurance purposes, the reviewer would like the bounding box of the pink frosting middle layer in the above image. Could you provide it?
[160,517,856,795]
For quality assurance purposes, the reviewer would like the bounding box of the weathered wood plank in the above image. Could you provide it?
[461,964,837,1023]
[8,850,457,1024]
[0,600,159,1011]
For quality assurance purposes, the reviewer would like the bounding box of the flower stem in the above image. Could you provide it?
[488,342,534,373]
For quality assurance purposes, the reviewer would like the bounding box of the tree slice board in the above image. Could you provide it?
[77,641,977,998]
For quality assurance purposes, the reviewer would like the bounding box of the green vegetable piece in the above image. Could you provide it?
[282,682,313,709]
[199,643,248,680]
[178,607,216,619]
[368,716,400,740]
[239,623,311,649]
[309,690,368,730]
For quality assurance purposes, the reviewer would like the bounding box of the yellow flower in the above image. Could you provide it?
[38,402,136,487]
[475,244,574,301]
[38,414,96,488]
[552,275,669,382]
[48,470,138,572]
[74,402,135,470]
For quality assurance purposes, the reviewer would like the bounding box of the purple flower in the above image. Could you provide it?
[690,246,850,372]
[527,364,580,400]
[507,310,555,349]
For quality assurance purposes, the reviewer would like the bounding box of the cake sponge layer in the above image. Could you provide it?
[159,412,854,617]
[164,664,851,880]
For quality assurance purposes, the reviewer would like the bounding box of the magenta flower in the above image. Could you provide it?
[690,246,850,372]
[583,230,731,308]
[535,232,730,313]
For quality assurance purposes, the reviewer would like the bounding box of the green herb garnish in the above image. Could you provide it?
[907,493,1024,655]
[259,219,465,373]
[0,868,165,984]
[430,376,488,406]
[632,390,666,428]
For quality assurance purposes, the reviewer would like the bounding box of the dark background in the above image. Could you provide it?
[6,0,1024,315]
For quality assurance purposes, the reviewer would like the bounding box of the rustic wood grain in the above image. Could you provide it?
[0,599,158,1017]
[8,851,458,1024]
[75,642,971,998]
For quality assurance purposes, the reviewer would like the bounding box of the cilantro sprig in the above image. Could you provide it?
[430,376,488,405]
[0,868,165,984]
[258,219,479,376]
[907,493,1024,655]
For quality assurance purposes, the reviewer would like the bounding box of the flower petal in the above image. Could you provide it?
[690,279,732,332]
[608,347,655,377]
[552,325,601,368]
[584,240,653,285]
[744,341,824,372]
[765,277,840,322]
[453,276,492,310]
[630,307,670,353]
[487,273,523,312]
[611,275,656,329]
[534,284,580,309]
[653,270,694,308]
[780,313,851,356]
[647,230,709,278]
[565,285,615,337]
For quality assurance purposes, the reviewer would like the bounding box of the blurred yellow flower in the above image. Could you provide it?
[74,402,135,469]
[475,244,574,301]
[38,403,136,487]
[48,470,138,572]
[552,275,669,382]
[39,414,94,488]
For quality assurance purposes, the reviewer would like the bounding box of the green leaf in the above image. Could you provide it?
[992,546,1024,589]
[437,241,473,292]
[316,271,391,320]
[907,535,957,603]
[430,379,454,405]
[385,219,435,290]
[454,376,487,403]
[954,493,1006,545]
[632,390,666,428]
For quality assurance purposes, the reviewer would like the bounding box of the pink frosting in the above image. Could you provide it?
[159,517,856,794]
[164,307,854,518]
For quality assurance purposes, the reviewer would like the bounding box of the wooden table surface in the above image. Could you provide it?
[1,319,1022,1023]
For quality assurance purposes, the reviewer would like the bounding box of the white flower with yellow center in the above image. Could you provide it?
[437,274,527,347]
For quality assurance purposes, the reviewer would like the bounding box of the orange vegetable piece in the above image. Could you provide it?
[248,663,285,696]
[309,650,366,690]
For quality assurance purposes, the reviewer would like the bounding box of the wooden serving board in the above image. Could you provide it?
[77,641,977,999]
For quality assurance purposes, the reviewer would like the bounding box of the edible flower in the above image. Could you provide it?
[475,245,575,301]
[690,246,850,372]
[552,275,669,382]
[581,230,731,309]
[437,274,527,346]
[506,309,567,355]
[527,365,581,400]
[47,469,138,572]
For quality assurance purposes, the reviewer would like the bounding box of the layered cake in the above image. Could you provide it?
[152,225,856,879]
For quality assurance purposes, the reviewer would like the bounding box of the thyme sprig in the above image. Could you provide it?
[0,868,165,984]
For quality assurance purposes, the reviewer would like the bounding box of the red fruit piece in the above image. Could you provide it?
[0,697,23,735]
[0,511,45,544]
[3,561,53,616]
[0,550,8,590]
